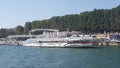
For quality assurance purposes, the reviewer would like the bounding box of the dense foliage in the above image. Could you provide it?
[0,5,120,38]
[0,28,15,38]
[24,22,32,34]
[16,25,24,35]
[30,5,120,33]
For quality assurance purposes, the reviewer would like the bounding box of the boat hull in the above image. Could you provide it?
[23,42,98,48]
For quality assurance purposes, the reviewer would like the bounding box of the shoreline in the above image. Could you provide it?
[0,33,120,46]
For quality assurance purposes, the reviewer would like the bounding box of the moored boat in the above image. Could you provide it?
[7,28,98,47]
[22,35,98,47]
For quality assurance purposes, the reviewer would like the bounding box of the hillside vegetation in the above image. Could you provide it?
[0,5,120,38]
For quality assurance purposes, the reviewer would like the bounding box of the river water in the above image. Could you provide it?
[0,45,120,68]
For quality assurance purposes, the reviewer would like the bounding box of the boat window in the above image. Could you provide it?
[30,31,43,35]
[39,41,43,43]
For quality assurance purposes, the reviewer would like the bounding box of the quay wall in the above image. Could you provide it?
[92,33,120,46]
[98,42,120,46]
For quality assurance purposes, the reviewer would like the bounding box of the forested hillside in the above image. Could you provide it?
[28,5,120,33]
[0,5,120,38]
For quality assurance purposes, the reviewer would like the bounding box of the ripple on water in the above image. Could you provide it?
[0,45,120,68]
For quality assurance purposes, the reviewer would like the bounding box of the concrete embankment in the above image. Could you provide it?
[92,33,120,46]
[98,42,120,46]
[0,40,22,46]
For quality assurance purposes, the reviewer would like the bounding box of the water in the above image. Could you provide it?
[0,45,120,68]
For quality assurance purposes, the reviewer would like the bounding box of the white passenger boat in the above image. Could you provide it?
[7,28,98,47]
[22,35,98,47]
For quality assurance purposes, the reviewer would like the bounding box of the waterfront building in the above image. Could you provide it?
[109,34,120,42]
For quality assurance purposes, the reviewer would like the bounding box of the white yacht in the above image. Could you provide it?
[7,28,98,47]
[22,34,98,47]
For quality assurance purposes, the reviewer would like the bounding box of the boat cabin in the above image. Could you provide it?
[29,29,59,35]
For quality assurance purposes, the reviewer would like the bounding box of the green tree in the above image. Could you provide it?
[16,25,24,35]
[24,22,32,34]
[29,5,120,33]
[0,28,7,38]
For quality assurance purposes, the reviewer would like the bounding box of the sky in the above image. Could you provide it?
[0,0,120,28]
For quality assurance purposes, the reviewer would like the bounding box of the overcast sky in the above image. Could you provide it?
[0,0,120,28]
